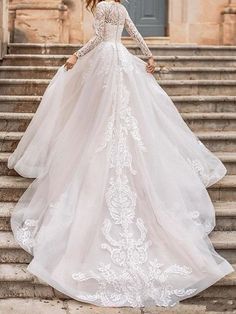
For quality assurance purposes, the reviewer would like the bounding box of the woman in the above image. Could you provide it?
[8,0,234,308]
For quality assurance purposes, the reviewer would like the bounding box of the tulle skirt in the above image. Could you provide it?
[8,41,234,307]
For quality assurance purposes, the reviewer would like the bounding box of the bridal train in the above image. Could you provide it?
[8,0,234,308]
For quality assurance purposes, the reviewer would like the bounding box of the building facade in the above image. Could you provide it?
[0,0,8,58]
[1,0,236,50]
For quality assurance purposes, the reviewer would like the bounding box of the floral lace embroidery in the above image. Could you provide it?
[118,47,135,73]
[95,43,115,89]
[124,11,153,58]
[187,158,210,186]
[75,2,107,58]
[190,211,213,234]
[16,219,37,254]
[96,80,146,156]
[73,260,196,307]
[74,2,152,58]
[96,44,135,89]
[72,68,196,307]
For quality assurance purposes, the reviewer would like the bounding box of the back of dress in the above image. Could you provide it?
[9,0,234,309]
[99,1,127,42]
[74,1,153,58]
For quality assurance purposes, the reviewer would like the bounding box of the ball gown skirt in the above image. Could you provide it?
[7,40,234,307]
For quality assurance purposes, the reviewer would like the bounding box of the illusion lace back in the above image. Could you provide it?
[8,0,234,309]
[74,1,153,58]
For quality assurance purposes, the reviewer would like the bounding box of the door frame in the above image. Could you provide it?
[122,0,170,44]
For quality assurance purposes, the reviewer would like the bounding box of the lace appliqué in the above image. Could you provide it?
[72,69,196,307]
[96,82,146,155]
[73,261,196,307]
[190,211,213,234]
[95,43,115,89]
[74,2,152,59]
[104,4,125,26]
[75,3,106,58]
[16,219,37,254]
[187,158,210,186]
[124,12,153,58]
[118,47,135,73]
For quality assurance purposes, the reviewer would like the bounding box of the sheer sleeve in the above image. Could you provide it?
[124,10,153,58]
[74,3,106,58]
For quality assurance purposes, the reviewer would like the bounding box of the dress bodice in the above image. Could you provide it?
[101,1,126,42]
[75,1,153,58]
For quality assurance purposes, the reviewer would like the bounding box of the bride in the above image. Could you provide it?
[7,0,234,308]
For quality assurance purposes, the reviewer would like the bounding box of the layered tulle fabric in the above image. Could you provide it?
[8,40,234,307]
[8,0,234,307]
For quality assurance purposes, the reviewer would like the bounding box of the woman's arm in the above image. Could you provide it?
[124,10,153,59]
[74,2,106,58]
[64,2,106,70]
[124,10,155,73]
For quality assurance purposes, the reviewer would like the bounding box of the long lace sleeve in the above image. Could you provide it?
[74,3,106,58]
[124,11,153,58]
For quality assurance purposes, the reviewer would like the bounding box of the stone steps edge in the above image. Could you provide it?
[0,263,235,287]
[2,112,236,120]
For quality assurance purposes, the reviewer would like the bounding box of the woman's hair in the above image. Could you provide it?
[85,0,120,12]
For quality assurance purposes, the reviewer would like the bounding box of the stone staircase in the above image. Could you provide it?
[0,43,236,313]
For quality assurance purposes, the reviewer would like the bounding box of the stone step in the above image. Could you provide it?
[1,201,236,232]
[0,229,236,265]
[0,229,236,277]
[0,264,236,306]
[0,79,49,96]
[2,66,236,80]
[0,264,55,299]
[161,80,236,96]
[0,176,32,202]
[1,112,236,133]
[1,130,236,153]
[208,175,236,202]
[1,79,236,96]
[0,95,235,114]
[0,231,31,264]
[0,229,236,251]
[1,299,231,314]
[173,96,236,113]
[0,95,41,113]
[2,54,236,67]
[215,202,236,231]
[12,224,236,267]
[182,113,236,132]
[214,152,236,175]
[0,112,33,132]
[0,66,58,80]
[1,148,236,178]
[199,131,236,152]
[0,173,235,203]
[7,43,236,56]
[155,67,236,80]
[0,153,17,176]
[0,131,24,153]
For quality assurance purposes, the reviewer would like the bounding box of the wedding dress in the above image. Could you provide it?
[8,0,234,308]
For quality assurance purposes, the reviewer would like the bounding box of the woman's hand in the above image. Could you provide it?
[146,57,155,74]
[64,54,78,71]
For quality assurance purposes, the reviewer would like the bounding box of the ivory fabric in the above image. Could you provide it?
[8,1,234,308]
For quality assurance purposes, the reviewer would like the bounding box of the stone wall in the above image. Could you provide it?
[8,0,70,43]
[221,0,236,45]
[168,0,236,45]
[4,0,236,45]
[0,0,8,58]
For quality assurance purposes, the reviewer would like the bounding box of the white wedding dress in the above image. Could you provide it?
[8,0,234,308]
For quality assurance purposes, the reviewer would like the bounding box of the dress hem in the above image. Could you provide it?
[26,258,234,308]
